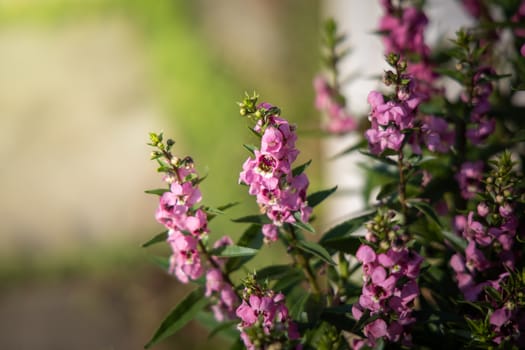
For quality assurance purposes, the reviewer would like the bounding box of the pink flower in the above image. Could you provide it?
[240,104,312,239]
[365,318,388,339]
[356,244,377,264]
[262,224,279,242]
[313,75,357,134]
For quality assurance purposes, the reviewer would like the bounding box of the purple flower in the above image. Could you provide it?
[236,286,300,349]
[240,104,312,239]
[456,161,484,199]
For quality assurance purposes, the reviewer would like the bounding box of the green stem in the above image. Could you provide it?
[288,226,321,295]
[398,151,408,220]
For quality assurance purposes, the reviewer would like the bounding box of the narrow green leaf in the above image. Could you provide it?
[256,264,292,280]
[319,211,375,244]
[142,230,168,248]
[292,159,312,177]
[307,186,338,208]
[194,311,238,340]
[359,150,397,165]
[376,181,398,200]
[144,288,209,348]
[330,139,367,159]
[243,144,258,154]
[289,291,311,320]
[211,245,259,258]
[226,225,264,273]
[441,230,468,250]
[407,199,443,228]
[272,268,305,292]
[149,255,170,270]
[231,214,271,225]
[291,212,315,233]
[297,240,336,265]
[144,188,169,196]
[217,201,240,211]
[207,320,238,340]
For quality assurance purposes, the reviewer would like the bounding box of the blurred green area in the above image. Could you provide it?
[0,0,322,348]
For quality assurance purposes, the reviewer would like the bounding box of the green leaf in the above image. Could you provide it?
[256,264,292,280]
[297,240,336,265]
[434,67,465,84]
[376,181,398,201]
[217,201,240,211]
[144,288,209,348]
[407,199,443,228]
[272,268,305,292]
[231,214,271,225]
[292,159,312,177]
[243,144,258,155]
[149,255,170,270]
[144,188,169,196]
[441,230,468,250]
[330,139,367,159]
[211,244,259,258]
[291,212,315,233]
[320,211,375,244]
[288,291,311,320]
[142,230,168,248]
[207,320,238,340]
[359,150,398,166]
[194,311,238,340]
[226,225,264,273]
[307,186,338,208]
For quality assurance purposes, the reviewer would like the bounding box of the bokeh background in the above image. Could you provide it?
[0,0,324,349]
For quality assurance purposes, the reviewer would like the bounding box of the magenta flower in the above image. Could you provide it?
[236,285,301,349]
[240,102,312,240]
[313,75,357,134]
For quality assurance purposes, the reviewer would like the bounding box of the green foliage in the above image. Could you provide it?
[144,288,209,349]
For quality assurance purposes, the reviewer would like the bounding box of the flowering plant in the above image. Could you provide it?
[143,1,525,349]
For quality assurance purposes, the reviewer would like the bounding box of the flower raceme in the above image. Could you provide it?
[239,99,312,242]
[351,212,422,349]
[149,134,239,322]
[155,161,208,283]
[236,280,301,350]
[313,75,357,134]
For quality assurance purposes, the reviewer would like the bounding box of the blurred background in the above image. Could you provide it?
[0,0,324,349]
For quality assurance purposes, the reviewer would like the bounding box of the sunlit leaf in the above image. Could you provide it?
[211,245,259,258]
[144,288,209,348]
[142,230,168,248]
[297,240,336,265]
[307,186,338,208]
[144,188,170,196]
[292,159,312,177]
[231,214,271,225]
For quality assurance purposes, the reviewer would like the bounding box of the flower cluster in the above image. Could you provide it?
[455,160,484,200]
[149,133,238,322]
[365,76,421,155]
[236,275,301,350]
[154,157,208,283]
[379,0,437,98]
[450,153,524,345]
[351,211,422,349]
[512,1,525,56]
[464,67,496,145]
[313,75,357,134]
[205,236,238,322]
[239,96,312,242]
